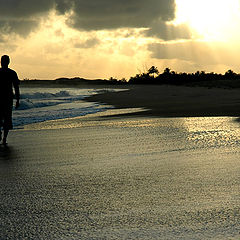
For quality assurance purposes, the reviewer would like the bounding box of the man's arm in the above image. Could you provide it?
[13,71,20,108]
[15,86,20,109]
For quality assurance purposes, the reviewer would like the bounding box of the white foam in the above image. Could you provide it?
[21,90,71,99]
[12,87,113,127]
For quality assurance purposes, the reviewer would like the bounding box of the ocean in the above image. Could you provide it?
[13,87,118,128]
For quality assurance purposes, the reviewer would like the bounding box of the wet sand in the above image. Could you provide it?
[1,85,240,239]
[1,111,240,239]
[85,85,240,117]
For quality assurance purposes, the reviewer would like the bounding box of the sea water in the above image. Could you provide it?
[12,87,117,128]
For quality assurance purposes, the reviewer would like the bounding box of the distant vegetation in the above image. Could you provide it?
[22,66,240,88]
[126,66,240,88]
[105,66,240,88]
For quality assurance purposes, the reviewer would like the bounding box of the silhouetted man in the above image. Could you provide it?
[0,55,20,145]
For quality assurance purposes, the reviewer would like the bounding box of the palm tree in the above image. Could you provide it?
[148,66,159,77]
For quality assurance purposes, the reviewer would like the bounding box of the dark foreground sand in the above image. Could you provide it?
[1,112,240,239]
[85,85,240,117]
[1,85,240,239]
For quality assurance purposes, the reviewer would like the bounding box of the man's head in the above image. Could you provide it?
[1,55,10,68]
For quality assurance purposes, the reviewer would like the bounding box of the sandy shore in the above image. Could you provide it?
[0,113,240,238]
[85,85,240,117]
[1,85,240,239]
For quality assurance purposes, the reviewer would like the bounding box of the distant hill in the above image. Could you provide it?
[55,77,111,84]
[21,77,125,86]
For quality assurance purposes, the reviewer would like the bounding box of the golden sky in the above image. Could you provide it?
[1,0,240,79]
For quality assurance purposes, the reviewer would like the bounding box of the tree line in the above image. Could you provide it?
[109,66,240,88]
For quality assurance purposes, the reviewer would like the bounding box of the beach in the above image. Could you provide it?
[86,85,240,117]
[1,85,240,239]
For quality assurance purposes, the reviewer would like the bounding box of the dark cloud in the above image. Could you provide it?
[57,0,190,41]
[0,0,55,18]
[0,19,38,36]
[55,0,73,15]
[144,21,192,40]
[0,0,188,40]
[59,0,176,30]
[0,0,54,37]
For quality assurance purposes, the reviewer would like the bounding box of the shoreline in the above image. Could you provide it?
[15,84,240,131]
[84,84,240,118]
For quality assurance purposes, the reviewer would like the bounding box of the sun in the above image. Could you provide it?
[175,0,240,40]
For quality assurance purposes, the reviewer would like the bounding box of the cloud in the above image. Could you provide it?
[58,0,176,30]
[148,40,240,71]
[0,0,55,37]
[74,37,100,49]
[144,21,192,40]
[0,0,54,18]
[0,0,188,41]
[55,0,73,15]
[0,0,177,34]
[55,29,64,37]
[0,19,38,36]
[148,41,218,64]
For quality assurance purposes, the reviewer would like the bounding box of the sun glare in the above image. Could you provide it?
[175,0,240,40]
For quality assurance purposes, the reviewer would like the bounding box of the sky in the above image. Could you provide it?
[1,0,240,80]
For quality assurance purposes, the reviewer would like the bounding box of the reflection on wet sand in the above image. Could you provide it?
[1,116,240,239]
[0,145,16,161]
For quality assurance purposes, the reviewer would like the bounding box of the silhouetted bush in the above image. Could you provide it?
[128,67,240,88]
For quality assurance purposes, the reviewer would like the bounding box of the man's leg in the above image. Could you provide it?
[3,129,9,145]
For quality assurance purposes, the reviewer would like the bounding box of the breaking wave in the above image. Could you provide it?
[12,88,113,127]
